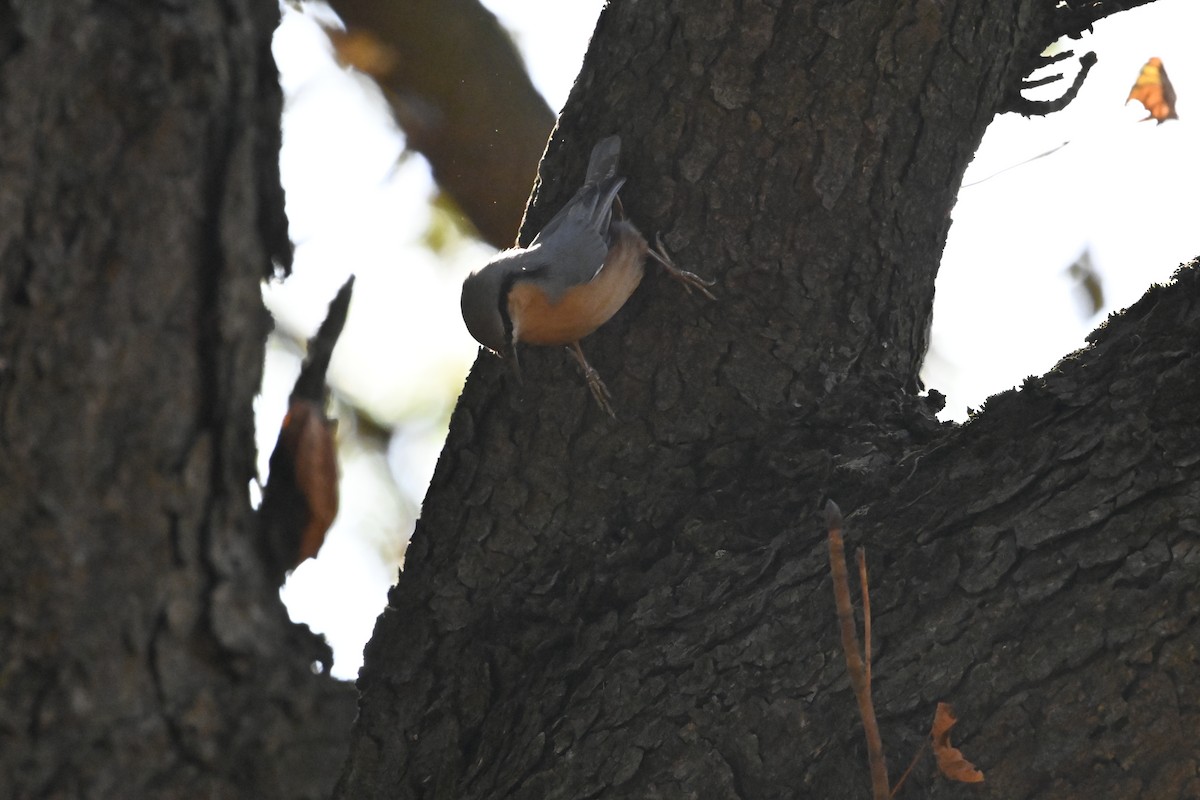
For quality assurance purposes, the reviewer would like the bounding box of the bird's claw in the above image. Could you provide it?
[649,234,717,300]
[582,365,616,419]
[568,342,617,418]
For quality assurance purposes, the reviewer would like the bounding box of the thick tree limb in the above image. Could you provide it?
[338,1,1193,798]
[324,0,555,248]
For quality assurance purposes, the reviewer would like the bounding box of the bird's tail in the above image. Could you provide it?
[585,136,622,185]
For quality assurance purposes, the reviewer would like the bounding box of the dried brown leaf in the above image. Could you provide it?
[281,399,339,567]
[1126,57,1179,124]
[931,703,984,784]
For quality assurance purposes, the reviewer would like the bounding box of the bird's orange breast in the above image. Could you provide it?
[508,226,647,346]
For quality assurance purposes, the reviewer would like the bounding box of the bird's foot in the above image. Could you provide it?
[569,342,617,419]
[583,366,616,419]
[649,234,717,300]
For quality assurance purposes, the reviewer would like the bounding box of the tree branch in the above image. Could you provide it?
[324,0,555,248]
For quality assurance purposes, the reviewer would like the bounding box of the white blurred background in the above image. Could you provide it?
[266,0,1200,679]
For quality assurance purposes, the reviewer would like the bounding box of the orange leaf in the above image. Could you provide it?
[1126,57,1179,124]
[931,703,984,784]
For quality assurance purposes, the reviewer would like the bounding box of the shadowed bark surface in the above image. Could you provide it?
[336,0,1197,798]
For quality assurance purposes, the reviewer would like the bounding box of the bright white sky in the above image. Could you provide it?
[269,0,1200,678]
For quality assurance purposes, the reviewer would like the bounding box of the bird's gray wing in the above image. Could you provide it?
[525,209,609,300]
[525,137,627,299]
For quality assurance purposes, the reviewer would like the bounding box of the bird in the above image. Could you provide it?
[460,135,714,417]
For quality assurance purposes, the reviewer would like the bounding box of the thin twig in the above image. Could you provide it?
[889,740,930,798]
[857,548,871,688]
[960,141,1070,188]
[826,501,890,800]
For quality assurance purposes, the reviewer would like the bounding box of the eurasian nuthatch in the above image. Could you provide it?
[460,135,714,416]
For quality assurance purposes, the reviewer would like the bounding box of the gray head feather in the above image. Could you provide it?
[461,137,627,351]
[460,256,515,355]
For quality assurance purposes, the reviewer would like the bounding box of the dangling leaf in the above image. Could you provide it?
[1126,57,1178,124]
[931,703,985,784]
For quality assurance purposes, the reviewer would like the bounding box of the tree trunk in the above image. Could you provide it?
[0,3,352,797]
[337,1,1196,798]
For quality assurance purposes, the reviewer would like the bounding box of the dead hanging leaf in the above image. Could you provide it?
[280,399,340,568]
[326,27,401,79]
[1126,57,1179,124]
[258,277,353,583]
[931,703,984,784]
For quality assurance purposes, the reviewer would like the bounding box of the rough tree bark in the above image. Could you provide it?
[337,1,1199,799]
[0,3,353,798]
